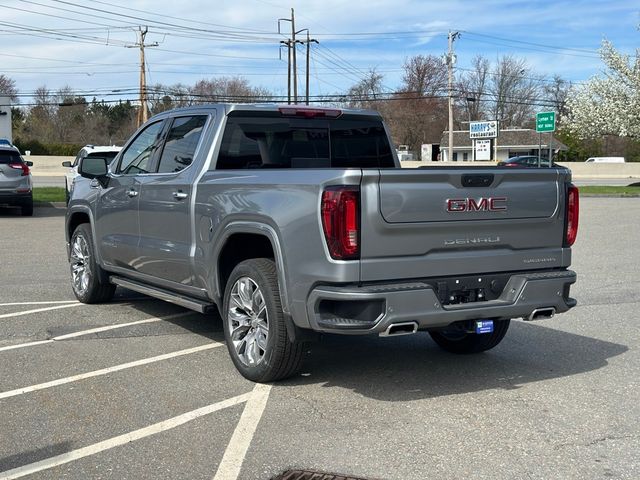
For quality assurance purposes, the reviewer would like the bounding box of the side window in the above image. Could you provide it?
[117,121,164,175]
[157,115,207,174]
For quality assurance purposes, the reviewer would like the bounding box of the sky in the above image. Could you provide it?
[1,0,639,105]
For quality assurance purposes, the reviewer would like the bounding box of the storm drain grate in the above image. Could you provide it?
[272,470,376,480]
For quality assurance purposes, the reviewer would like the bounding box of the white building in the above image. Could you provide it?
[440,129,568,162]
[0,96,12,143]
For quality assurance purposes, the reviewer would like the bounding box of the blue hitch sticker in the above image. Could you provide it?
[475,320,494,334]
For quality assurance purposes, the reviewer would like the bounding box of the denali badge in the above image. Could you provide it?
[446,197,507,212]
[444,236,500,246]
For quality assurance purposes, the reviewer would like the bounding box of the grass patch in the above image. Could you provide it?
[578,185,640,196]
[33,187,66,203]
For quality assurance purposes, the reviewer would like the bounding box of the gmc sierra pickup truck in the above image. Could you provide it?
[66,104,579,382]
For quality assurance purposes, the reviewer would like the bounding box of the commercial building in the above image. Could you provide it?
[439,128,568,162]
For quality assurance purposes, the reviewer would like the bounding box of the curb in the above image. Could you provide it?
[34,202,66,208]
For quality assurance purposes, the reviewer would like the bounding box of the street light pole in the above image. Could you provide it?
[447,31,460,162]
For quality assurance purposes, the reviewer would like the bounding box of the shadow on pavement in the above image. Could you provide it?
[67,287,226,343]
[0,205,66,218]
[0,441,73,472]
[283,321,628,401]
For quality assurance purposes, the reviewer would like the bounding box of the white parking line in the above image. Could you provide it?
[0,312,193,353]
[213,383,272,480]
[0,342,223,400]
[0,301,78,307]
[0,392,252,480]
[0,303,82,320]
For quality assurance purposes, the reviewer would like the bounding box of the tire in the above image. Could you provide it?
[222,258,304,382]
[429,319,510,354]
[69,223,116,303]
[21,198,33,217]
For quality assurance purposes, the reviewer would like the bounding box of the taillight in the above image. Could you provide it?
[565,184,579,246]
[279,107,342,118]
[321,186,360,260]
[9,163,30,176]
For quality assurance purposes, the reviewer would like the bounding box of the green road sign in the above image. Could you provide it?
[536,111,556,132]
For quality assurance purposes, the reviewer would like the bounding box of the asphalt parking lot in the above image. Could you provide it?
[0,198,639,480]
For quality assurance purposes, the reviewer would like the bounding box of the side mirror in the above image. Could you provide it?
[25,161,34,167]
[78,156,109,185]
[62,161,72,168]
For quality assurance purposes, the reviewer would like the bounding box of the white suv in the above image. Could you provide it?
[62,145,122,203]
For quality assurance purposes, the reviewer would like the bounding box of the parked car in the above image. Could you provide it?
[66,104,578,382]
[62,145,122,204]
[0,145,33,216]
[497,155,552,167]
[585,157,625,163]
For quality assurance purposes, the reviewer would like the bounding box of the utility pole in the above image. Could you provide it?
[127,27,158,128]
[446,30,460,162]
[298,31,318,105]
[291,8,298,104]
[279,39,292,103]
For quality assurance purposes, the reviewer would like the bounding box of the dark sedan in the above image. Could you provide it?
[498,155,552,167]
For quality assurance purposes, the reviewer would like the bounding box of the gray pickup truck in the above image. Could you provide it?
[66,104,579,382]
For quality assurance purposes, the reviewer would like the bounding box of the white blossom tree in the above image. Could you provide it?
[564,37,640,138]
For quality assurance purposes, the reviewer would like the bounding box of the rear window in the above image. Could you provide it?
[215,113,394,170]
[0,151,22,164]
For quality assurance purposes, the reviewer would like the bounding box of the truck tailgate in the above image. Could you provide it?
[359,168,572,282]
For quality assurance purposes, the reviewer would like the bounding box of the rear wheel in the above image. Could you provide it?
[21,197,33,217]
[69,223,115,303]
[429,319,510,354]
[222,258,304,382]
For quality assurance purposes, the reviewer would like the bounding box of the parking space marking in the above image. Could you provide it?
[0,342,223,400]
[0,312,193,353]
[0,301,78,307]
[0,303,82,320]
[0,392,252,480]
[213,383,272,480]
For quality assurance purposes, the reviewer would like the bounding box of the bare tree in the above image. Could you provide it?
[456,55,491,123]
[190,77,272,103]
[488,55,539,128]
[401,55,447,96]
[345,69,385,110]
[388,55,448,153]
[0,75,18,101]
[543,75,571,118]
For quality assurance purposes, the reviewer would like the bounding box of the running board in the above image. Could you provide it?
[110,276,216,314]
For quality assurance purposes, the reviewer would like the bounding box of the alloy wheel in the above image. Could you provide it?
[227,276,269,366]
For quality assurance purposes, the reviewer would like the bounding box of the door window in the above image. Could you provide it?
[157,116,207,174]
[117,121,164,175]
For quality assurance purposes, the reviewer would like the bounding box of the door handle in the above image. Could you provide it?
[172,191,188,200]
[127,189,138,198]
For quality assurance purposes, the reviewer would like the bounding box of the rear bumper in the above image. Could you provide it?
[0,191,32,206]
[305,270,577,334]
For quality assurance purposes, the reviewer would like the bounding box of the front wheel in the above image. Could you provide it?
[222,258,304,382]
[69,223,115,303]
[429,319,510,354]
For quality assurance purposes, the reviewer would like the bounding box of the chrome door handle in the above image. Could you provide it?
[172,191,188,200]
[127,189,138,198]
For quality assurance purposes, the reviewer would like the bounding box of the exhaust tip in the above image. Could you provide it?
[380,321,418,337]
[527,307,556,321]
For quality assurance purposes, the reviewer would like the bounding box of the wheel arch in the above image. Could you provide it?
[66,207,102,265]
[213,222,290,315]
